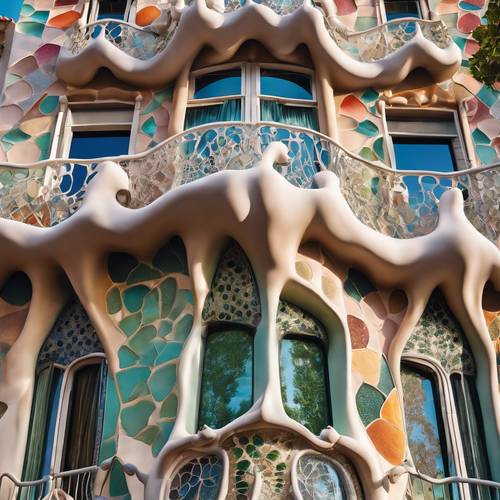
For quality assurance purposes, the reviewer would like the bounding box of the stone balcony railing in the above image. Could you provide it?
[325,17,451,62]
[64,5,452,65]
[0,123,498,246]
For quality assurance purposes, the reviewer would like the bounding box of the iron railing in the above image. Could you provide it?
[0,122,498,246]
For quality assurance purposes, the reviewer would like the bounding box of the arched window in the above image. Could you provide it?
[168,455,223,500]
[185,64,318,131]
[22,297,107,497]
[198,241,260,430]
[295,454,357,499]
[277,301,331,435]
[198,325,254,429]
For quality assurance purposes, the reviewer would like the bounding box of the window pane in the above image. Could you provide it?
[393,139,456,172]
[97,0,128,20]
[297,455,350,499]
[260,70,313,100]
[400,365,450,478]
[451,374,493,500]
[198,329,253,429]
[384,0,421,19]
[280,338,330,434]
[260,101,318,131]
[69,130,130,158]
[185,99,241,129]
[194,70,242,99]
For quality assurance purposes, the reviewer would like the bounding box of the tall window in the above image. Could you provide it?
[54,104,134,159]
[277,301,331,435]
[185,64,319,131]
[198,326,254,429]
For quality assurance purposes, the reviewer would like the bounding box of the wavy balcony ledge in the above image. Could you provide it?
[56,0,461,90]
[0,122,498,246]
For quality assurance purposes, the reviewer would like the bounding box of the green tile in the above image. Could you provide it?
[159,320,173,337]
[477,85,498,107]
[170,290,192,320]
[101,375,120,441]
[121,400,155,437]
[160,393,178,418]
[3,127,31,143]
[108,253,138,283]
[123,285,149,313]
[129,325,157,354]
[378,355,395,395]
[174,314,193,341]
[360,88,379,103]
[109,461,131,497]
[39,95,59,115]
[149,364,176,402]
[142,289,159,324]
[135,425,160,445]
[155,342,182,365]
[359,147,378,161]
[153,237,188,275]
[152,421,174,457]
[118,346,139,368]
[471,128,490,145]
[116,367,151,402]
[160,278,176,317]
[35,132,52,160]
[355,120,379,137]
[126,263,161,285]
[106,287,121,314]
[356,383,385,426]
[141,117,157,138]
[99,437,117,463]
[119,312,142,337]
[373,137,385,161]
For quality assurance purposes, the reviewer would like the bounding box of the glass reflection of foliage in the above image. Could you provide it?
[297,455,350,499]
[169,455,223,500]
[400,364,451,480]
[280,337,330,434]
[198,327,253,429]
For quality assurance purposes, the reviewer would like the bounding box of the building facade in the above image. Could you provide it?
[0,0,498,498]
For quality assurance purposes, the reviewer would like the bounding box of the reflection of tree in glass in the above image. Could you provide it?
[280,338,329,435]
[198,329,253,429]
[297,455,347,499]
[401,366,447,477]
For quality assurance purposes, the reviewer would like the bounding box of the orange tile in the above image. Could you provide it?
[367,418,405,465]
[47,10,81,29]
[136,6,161,26]
[352,348,380,386]
[380,389,403,430]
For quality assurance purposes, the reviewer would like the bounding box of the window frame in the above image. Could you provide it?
[378,0,430,23]
[184,62,318,129]
[50,98,141,159]
[380,106,471,171]
[82,0,136,24]
[401,355,478,499]
[50,353,107,476]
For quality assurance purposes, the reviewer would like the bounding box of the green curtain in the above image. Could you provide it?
[185,99,241,130]
[260,100,319,131]
[20,366,55,499]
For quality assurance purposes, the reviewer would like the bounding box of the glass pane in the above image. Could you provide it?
[297,455,349,499]
[198,329,253,429]
[194,70,242,99]
[280,338,330,434]
[97,0,128,20]
[393,139,456,172]
[384,0,421,19]
[260,70,313,100]
[260,101,319,131]
[451,374,493,500]
[185,99,241,129]
[69,130,130,158]
[400,365,450,478]
[169,455,223,500]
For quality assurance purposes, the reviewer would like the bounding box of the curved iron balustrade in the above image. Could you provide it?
[64,3,451,65]
[0,122,498,246]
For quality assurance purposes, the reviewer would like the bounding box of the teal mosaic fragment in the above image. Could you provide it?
[118,312,142,336]
[106,287,122,314]
[142,289,159,324]
[153,237,189,275]
[160,278,176,316]
[116,366,151,402]
[174,314,193,341]
[356,383,385,426]
[39,95,59,115]
[360,88,379,103]
[136,425,160,445]
[477,85,498,107]
[355,120,379,137]
[123,285,149,313]
[378,355,395,396]
[126,263,161,285]
[160,393,178,418]
[3,128,31,143]
[159,320,173,337]
[155,342,182,365]
[149,364,176,402]
[152,421,174,456]
[108,253,138,283]
[121,400,155,437]
[101,375,120,441]
[129,325,157,354]
[17,21,45,38]
[141,117,157,138]
[373,137,385,161]
[118,346,139,368]
[476,145,497,165]
[35,132,52,160]
[109,461,131,498]
[472,128,490,145]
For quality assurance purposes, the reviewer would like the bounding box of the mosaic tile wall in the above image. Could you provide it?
[101,236,193,460]
[0,0,173,164]
[202,241,261,327]
[333,0,499,166]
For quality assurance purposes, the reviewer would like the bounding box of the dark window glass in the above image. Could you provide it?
[194,70,242,99]
[69,130,130,159]
[260,101,319,130]
[198,328,253,429]
[384,0,421,20]
[97,0,128,20]
[260,70,313,100]
[184,100,241,129]
[280,337,330,434]
[393,138,456,172]
[451,374,493,500]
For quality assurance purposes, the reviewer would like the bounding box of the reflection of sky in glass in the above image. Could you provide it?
[69,131,130,159]
[394,141,455,207]
[194,71,242,99]
[260,71,313,100]
[0,0,23,20]
[281,340,299,411]
[298,455,347,499]
[228,364,252,412]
